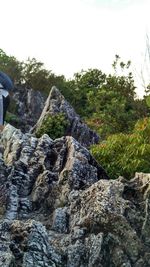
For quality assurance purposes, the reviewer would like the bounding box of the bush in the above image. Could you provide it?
[36,113,69,139]
[90,117,150,179]
[5,112,20,126]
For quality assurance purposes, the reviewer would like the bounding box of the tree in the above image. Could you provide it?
[61,58,148,139]
[22,58,52,92]
[74,69,106,89]
[86,58,139,138]
[0,49,23,84]
[22,57,66,95]
[61,69,106,117]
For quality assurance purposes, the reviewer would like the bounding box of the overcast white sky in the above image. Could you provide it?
[0,0,150,97]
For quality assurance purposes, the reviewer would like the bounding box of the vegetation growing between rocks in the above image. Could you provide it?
[91,117,150,179]
[36,113,69,139]
[1,49,149,139]
[5,112,20,127]
[1,49,150,179]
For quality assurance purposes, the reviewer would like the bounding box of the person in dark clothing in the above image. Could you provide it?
[0,71,14,131]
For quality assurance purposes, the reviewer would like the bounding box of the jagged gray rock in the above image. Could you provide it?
[32,86,100,147]
[0,124,150,267]
[10,86,46,132]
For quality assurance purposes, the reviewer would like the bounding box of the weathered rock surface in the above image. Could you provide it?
[32,86,100,147]
[0,124,150,266]
[10,86,46,132]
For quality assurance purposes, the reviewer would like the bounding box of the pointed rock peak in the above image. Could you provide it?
[49,86,64,99]
[32,86,100,147]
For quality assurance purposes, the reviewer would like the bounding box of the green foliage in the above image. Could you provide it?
[85,56,150,139]
[36,113,69,139]
[0,49,23,84]
[133,98,149,118]
[0,48,149,143]
[60,69,106,117]
[90,117,150,179]
[2,48,150,180]
[145,95,150,108]
[74,69,106,89]
[0,49,66,94]
[86,75,137,138]
[5,112,20,126]
[22,57,66,95]
[62,57,143,137]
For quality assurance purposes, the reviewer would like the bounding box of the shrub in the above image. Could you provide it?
[5,112,20,126]
[36,113,69,139]
[90,117,150,179]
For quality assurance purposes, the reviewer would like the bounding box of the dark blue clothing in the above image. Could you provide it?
[0,71,13,125]
[2,95,10,124]
[0,71,14,91]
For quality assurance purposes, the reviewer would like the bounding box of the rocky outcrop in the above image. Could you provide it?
[0,124,150,266]
[10,86,46,132]
[32,86,100,147]
[9,86,99,147]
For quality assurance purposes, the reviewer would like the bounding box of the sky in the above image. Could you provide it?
[0,0,150,98]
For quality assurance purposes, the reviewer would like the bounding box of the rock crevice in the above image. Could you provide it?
[0,87,150,266]
[0,124,150,266]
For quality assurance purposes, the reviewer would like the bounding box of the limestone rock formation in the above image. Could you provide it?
[10,86,46,132]
[0,124,150,266]
[32,86,100,147]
